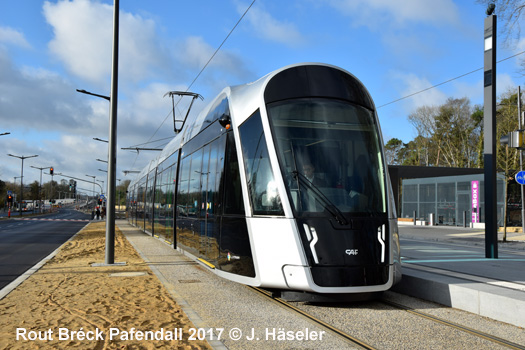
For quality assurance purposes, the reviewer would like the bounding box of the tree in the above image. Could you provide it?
[496,91,521,172]
[30,181,40,201]
[407,98,479,167]
[116,179,131,209]
[495,90,521,239]
[434,98,479,167]
[408,105,438,166]
[471,105,484,168]
[400,139,422,166]
[385,138,404,165]
[0,180,5,209]
[43,180,58,200]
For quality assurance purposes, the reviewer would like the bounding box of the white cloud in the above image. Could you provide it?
[392,72,448,111]
[43,0,113,83]
[176,36,215,70]
[327,0,460,29]
[42,0,251,89]
[0,50,92,134]
[241,3,305,47]
[0,26,31,48]
[2,1,257,184]
[496,73,518,97]
[518,38,525,51]
[451,79,483,105]
[43,0,169,85]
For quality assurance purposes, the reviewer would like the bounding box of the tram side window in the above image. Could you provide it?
[188,150,203,218]
[137,178,147,229]
[239,110,284,216]
[145,170,156,232]
[177,157,191,218]
[204,96,230,126]
[223,132,245,215]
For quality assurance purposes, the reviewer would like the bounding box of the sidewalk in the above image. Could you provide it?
[0,221,212,350]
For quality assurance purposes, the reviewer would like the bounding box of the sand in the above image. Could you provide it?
[0,221,212,350]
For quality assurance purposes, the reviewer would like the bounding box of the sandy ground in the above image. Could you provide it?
[0,222,212,350]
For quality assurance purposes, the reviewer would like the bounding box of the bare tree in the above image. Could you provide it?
[435,98,478,167]
[408,98,478,167]
[408,105,439,165]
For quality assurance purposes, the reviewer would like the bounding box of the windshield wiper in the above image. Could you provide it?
[292,171,349,225]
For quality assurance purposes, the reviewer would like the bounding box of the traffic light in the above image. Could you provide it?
[7,195,13,203]
[50,167,54,175]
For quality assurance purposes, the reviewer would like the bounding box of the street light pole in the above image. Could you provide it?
[31,165,51,213]
[97,180,105,195]
[105,0,120,265]
[86,175,96,203]
[76,1,121,266]
[8,154,38,216]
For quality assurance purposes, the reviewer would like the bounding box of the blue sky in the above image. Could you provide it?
[1,0,524,190]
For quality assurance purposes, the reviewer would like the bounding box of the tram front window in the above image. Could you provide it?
[267,98,386,216]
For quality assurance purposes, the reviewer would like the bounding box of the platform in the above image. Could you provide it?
[393,225,525,328]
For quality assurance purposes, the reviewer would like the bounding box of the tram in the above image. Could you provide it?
[127,63,402,300]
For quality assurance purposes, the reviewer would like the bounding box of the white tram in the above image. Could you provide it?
[127,63,402,300]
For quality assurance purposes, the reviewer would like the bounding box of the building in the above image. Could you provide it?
[389,166,505,226]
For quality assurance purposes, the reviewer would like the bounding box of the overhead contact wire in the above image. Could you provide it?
[145,0,257,144]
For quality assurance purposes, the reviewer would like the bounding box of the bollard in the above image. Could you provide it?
[429,213,434,226]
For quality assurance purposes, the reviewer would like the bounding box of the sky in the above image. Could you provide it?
[1,0,524,194]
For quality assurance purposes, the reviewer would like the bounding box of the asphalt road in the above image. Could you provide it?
[0,208,91,290]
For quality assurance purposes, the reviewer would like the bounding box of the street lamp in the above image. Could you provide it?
[86,175,96,203]
[1,132,10,136]
[8,154,38,216]
[97,180,105,195]
[31,165,51,213]
[76,0,120,266]
[76,89,110,101]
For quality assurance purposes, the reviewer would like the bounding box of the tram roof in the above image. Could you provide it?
[128,62,371,187]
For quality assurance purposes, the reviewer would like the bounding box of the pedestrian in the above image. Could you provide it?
[96,207,101,220]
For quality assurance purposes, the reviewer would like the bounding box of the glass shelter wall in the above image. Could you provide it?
[401,174,505,226]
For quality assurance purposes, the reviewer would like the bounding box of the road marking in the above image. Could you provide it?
[15,218,90,222]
